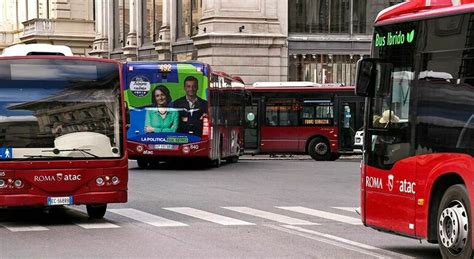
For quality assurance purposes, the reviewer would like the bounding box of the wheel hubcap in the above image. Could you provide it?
[439,200,469,254]
[314,142,328,155]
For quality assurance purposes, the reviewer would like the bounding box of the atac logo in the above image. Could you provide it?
[387,174,394,191]
[34,173,82,182]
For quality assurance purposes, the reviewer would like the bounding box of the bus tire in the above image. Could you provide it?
[86,204,107,219]
[226,156,239,163]
[211,156,221,167]
[437,184,472,259]
[330,153,341,161]
[211,136,223,167]
[308,137,331,161]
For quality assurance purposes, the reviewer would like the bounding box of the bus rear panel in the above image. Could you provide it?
[124,62,244,167]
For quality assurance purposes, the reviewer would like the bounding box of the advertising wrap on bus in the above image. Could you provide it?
[125,63,209,152]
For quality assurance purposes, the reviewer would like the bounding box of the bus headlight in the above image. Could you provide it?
[96,177,104,186]
[112,176,120,185]
[0,179,5,188]
[14,179,23,188]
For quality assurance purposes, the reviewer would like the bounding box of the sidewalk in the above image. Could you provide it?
[240,154,362,161]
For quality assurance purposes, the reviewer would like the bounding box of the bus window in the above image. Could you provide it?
[265,99,298,126]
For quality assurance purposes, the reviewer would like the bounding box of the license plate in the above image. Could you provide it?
[47,196,73,206]
[153,144,176,150]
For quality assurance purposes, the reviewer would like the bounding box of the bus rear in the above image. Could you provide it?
[125,62,212,167]
[0,56,127,218]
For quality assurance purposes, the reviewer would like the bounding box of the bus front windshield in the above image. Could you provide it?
[0,58,122,160]
[367,22,417,169]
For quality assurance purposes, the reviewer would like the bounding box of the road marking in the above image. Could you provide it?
[222,207,319,226]
[332,207,359,213]
[109,208,188,227]
[74,221,121,229]
[164,207,255,226]
[277,206,362,225]
[270,225,412,259]
[0,222,48,232]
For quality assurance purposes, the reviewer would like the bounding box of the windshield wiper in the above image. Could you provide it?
[42,148,99,158]
[20,155,63,160]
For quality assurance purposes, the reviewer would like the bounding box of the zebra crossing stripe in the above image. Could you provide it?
[74,221,121,229]
[276,206,362,225]
[0,222,48,232]
[109,208,188,227]
[332,207,359,213]
[222,207,319,226]
[163,207,255,226]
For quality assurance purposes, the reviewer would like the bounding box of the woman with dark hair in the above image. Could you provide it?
[144,85,179,133]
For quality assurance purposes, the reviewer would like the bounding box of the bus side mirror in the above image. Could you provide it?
[355,58,393,97]
[355,59,374,97]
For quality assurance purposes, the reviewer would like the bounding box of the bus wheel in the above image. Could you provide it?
[226,156,239,163]
[330,153,341,161]
[308,137,331,161]
[86,204,107,219]
[438,184,472,258]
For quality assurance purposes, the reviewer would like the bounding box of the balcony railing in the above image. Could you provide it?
[22,19,54,36]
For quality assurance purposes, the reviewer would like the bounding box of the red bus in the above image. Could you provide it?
[0,56,127,219]
[244,82,364,160]
[356,1,474,257]
[124,62,245,168]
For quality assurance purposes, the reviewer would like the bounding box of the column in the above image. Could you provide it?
[192,0,288,83]
[154,0,171,60]
[90,0,109,57]
[123,0,138,60]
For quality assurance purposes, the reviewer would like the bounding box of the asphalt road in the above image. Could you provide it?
[0,157,440,258]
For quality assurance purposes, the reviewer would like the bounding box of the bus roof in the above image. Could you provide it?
[376,0,474,25]
[1,44,73,56]
[246,83,354,92]
[252,81,323,87]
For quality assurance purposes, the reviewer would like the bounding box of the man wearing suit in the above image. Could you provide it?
[173,76,208,136]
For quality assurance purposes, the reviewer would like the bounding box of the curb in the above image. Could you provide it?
[240,155,362,161]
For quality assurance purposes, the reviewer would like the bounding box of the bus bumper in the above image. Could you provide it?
[0,191,127,207]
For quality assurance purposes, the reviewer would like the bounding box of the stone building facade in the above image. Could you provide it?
[0,0,95,55]
[0,0,402,84]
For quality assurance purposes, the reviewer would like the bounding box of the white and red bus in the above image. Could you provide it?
[356,1,474,257]
[0,56,127,218]
[244,82,364,160]
[124,62,245,168]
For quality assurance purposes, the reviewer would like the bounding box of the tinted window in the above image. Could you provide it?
[265,98,299,126]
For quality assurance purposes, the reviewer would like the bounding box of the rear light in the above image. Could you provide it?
[14,179,23,188]
[136,145,144,153]
[96,177,104,186]
[182,146,190,154]
[202,116,210,139]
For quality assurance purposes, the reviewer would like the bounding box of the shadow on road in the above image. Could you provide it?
[385,245,441,258]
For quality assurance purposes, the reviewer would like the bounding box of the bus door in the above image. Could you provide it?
[337,97,361,151]
[363,65,416,236]
[244,97,259,152]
